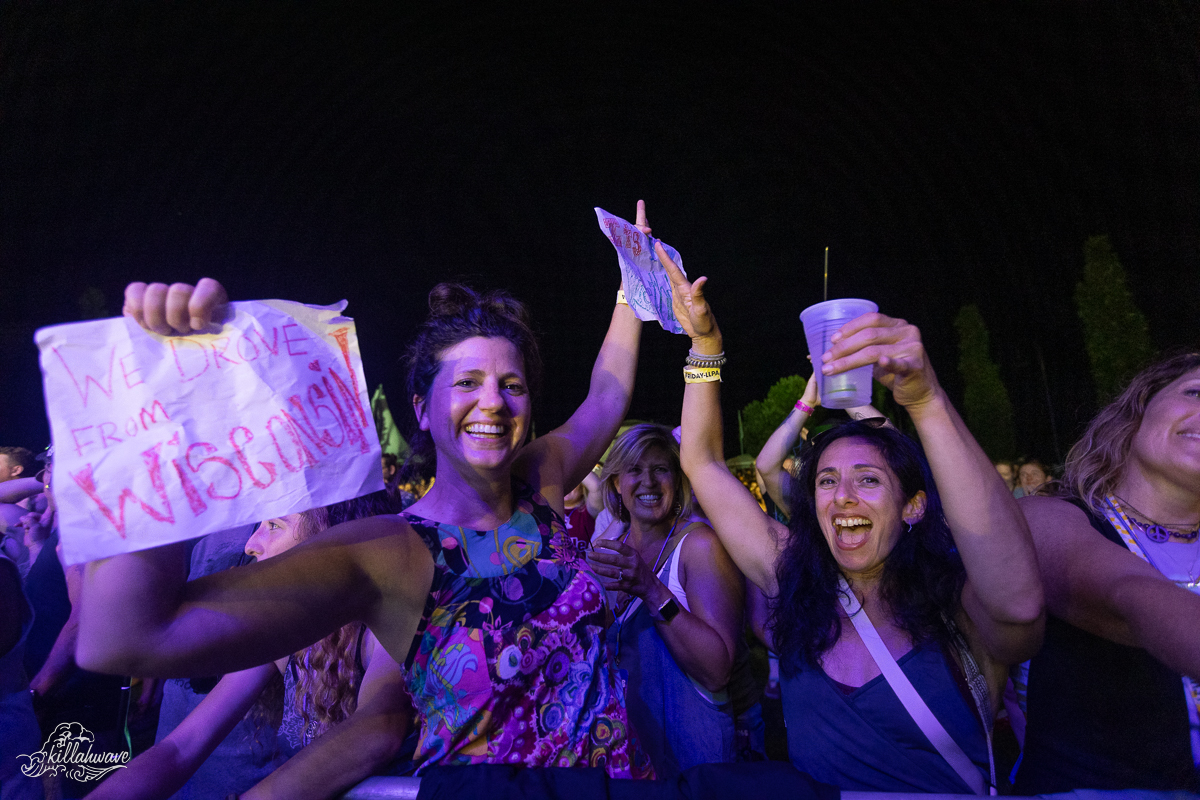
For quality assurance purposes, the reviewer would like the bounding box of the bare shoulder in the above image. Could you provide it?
[1018,494,1094,538]
[680,524,728,562]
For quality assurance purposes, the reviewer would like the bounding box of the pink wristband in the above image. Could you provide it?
[795,400,814,415]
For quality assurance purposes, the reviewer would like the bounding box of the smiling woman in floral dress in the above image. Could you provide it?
[78,203,661,794]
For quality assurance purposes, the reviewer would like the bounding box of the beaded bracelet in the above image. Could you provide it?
[686,348,726,368]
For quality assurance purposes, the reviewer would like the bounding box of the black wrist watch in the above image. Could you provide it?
[651,595,681,623]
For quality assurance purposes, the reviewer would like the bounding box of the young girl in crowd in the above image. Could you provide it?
[1015,352,1200,792]
[86,493,401,800]
[79,202,657,793]
[652,246,1044,792]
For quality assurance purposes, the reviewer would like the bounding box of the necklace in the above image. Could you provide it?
[1133,533,1200,586]
[1113,495,1200,543]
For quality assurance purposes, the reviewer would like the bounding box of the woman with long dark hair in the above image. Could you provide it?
[653,249,1043,792]
[1014,351,1200,792]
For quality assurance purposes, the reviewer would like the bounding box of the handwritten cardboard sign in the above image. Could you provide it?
[594,207,687,334]
[36,300,383,565]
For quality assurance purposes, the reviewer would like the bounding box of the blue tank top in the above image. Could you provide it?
[780,641,988,792]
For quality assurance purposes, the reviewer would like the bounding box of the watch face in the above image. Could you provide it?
[658,597,681,623]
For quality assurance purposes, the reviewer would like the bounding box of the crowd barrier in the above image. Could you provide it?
[336,767,1199,800]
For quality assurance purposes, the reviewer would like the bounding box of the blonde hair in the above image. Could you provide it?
[1061,351,1200,514]
[600,424,694,523]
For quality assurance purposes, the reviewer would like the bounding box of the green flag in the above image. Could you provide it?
[371,384,409,458]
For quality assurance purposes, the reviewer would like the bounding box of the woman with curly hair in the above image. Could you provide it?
[1014,352,1200,793]
[87,492,400,800]
[655,249,1043,793]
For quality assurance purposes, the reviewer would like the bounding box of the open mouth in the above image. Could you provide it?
[464,422,506,439]
[635,493,663,507]
[833,516,872,549]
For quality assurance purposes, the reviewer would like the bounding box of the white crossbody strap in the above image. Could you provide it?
[838,577,987,795]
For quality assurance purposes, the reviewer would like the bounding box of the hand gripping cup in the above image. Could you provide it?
[800,298,878,409]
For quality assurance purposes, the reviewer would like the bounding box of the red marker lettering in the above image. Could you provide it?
[282,323,309,356]
[118,352,144,389]
[138,400,171,431]
[236,333,261,362]
[98,422,123,449]
[307,384,346,447]
[70,426,96,457]
[171,457,208,516]
[229,426,276,489]
[252,327,280,356]
[169,338,210,382]
[71,442,175,536]
[210,337,241,367]
[266,415,316,473]
[54,346,117,407]
[184,442,242,501]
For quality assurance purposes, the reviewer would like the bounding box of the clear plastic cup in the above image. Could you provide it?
[799,298,878,409]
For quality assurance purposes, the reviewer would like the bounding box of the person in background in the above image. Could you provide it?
[0,539,42,800]
[590,423,756,777]
[1014,352,1200,792]
[755,373,885,519]
[994,461,1017,494]
[1016,459,1049,498]
[562,469,604,549]
[86,492,403,800]
[0,446,37,484]
[664,248,1043,793]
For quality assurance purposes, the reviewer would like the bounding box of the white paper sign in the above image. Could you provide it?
[36,300,384,564]
[594,207,687,334]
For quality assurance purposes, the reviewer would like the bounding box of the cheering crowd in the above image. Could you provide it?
[2,203,1198,799]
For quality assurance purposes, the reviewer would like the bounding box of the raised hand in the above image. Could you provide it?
[588,538,659,601]
[634,199,651,236]
[659,243,720,349]
[822,313,941,410]
[124,278,229,335]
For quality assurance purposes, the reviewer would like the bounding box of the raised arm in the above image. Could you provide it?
[521,203,649,496]
[78,515,433,678]
[755,374,818,516]
[662,248,787,595]
[84,664,280,800]
[1022,495,1200,680]
[823,315,1044,665]
[243,632,413,800]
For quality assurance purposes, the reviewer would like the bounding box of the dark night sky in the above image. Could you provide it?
[3,2,1198,463]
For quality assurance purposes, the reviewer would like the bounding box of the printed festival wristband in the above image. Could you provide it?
[616,289,628,306]
[683,366,722,384]
[795,399,814,415]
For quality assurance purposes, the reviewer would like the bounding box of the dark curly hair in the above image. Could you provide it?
[768,420,965,674]
[402,283,542,468]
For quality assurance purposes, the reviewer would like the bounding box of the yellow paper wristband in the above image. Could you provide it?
[683,366,722,384]
[616,289,628,306]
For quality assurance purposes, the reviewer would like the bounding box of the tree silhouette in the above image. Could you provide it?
[953,304,1016,461]
[1075,235,1154,402]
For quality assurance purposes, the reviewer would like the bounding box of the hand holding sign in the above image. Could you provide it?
[595,204,686,334]
[37,279,383,564]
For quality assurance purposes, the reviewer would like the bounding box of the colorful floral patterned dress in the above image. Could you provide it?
[401,478,652,778]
